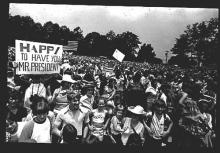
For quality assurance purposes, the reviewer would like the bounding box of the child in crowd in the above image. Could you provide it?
[19,95,52,143]
[143,99,173,150]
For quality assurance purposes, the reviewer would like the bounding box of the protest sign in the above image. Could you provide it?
[15,40,63,75]
[112,49,125,62]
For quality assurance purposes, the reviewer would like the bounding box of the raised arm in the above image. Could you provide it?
[52,113,63,137]
[178,92,188,107]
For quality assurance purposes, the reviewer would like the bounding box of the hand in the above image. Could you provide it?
[147,128,153,135]
[54,92,59,98]
[13,61,18,68]
[123,126,129,132]
[161,131,169,138]
[88,125,94,131]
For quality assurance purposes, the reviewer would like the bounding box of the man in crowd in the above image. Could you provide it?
[53,92,90,143]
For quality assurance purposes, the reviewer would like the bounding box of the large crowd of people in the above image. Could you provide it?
[6,52,217,150]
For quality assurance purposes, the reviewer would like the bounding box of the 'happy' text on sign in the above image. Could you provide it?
[15,40,63,74]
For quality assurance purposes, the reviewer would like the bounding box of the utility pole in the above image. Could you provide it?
[165,50,169,64]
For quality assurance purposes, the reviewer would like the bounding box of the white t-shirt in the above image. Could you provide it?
[25,110,55,124]
[90,109,108,137]
[91,109,107,125]
[31,118,51,143]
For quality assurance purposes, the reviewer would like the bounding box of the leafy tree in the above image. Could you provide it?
[115,31,141,61]
[79,32,102,56]
[168,54,191,68]
[59,25,71,45]
[152,57,163,64]
[30,22,44,42]
[137,43,155,62]
[71,26,84,41]
[170,17,218,67]
[106,30,116,41]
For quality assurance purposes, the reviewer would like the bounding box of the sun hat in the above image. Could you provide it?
[106,100,115,108]
[58,74,77,84]
[127,105,146,115]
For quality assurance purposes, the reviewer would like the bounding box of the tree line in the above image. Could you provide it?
[8,14,218,67]
[169,17,218,68]
[8,14,162,64]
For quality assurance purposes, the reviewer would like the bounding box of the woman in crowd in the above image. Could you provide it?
[85,97,110,144]
[24,75,47,113]
[102,78,116,103]
[19,95,52,143]
[6,89,27,122]
[110,104,126,145]
[51,74,76,114]
[80,82,96,112]
[6,119,26,142]
[121,105,145,146]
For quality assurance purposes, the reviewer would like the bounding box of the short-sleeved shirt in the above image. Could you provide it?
[145,112,171,140]
[89,109,108,137]
[54,105,89,136]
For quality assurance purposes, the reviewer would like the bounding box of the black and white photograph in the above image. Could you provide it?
[6,2,218,151]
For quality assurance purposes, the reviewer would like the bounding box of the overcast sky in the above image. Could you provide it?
[9,3,218,61]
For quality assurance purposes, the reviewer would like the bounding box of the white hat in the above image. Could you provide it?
[58,74,77,84]
[106,100,115,108]
[128,105,146,115]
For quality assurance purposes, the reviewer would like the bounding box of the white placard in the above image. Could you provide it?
[112,49,125,62]
[15,40,63,74]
